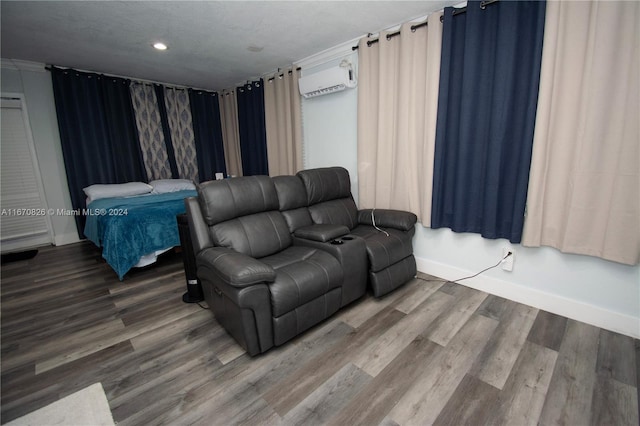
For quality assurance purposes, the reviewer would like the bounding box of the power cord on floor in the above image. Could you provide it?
[417,251,513,285]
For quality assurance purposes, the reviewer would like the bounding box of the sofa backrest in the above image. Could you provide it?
[272,175,313,233]
[297,167,359,230]
[197,176,292,258]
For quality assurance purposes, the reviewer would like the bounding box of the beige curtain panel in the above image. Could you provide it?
[522,1,639,265]
[357,13,442,224]
[264,67,303,176]
[219,89,243,177]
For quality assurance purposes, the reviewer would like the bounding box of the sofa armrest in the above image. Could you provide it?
[293,224,350,242]
[185,196,213,252]
[358,209,417,231]
[196,247,276,288]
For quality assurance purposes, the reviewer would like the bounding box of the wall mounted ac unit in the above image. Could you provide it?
[298,63,357,98]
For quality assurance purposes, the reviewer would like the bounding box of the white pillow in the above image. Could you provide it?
[149,179,196,194]
[83,182,153,204]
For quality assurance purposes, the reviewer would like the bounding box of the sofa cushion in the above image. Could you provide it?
[211,211,292,258]
[297,167,352,205]
[350,225,415,272]
[280,207,313,233]
[273,175,313,233]
[307,198,359,230]
[197,176,278,226]
[261,246,343,317]
[273,175,308,210]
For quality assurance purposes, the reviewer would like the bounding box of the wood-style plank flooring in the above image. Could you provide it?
[1,241,638,425]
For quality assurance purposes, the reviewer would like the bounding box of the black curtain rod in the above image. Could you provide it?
[267,67,302,82]
[45,65,126,81]
[352,20,428,51]
[47,64,302,90]
[352,0,500,51]
[440,6,467,22]
[439,0,499,23]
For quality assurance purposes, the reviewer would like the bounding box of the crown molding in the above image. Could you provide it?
[0,59,18,70]
[294,37,359,71]
[1,59,46,72]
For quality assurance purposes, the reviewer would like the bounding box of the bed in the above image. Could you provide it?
[83,182,197,280]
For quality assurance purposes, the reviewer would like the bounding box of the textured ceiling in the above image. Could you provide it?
[1,1,455,91]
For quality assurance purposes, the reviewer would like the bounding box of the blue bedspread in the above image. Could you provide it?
[84,190,197,280]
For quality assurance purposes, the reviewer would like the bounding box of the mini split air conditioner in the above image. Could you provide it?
[298,62,357,98]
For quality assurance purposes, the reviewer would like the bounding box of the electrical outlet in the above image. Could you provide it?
[502,247,515,272]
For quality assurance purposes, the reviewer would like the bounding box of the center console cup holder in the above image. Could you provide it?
[330,239,344,245]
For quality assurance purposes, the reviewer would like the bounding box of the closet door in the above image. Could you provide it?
[1,95,53,252]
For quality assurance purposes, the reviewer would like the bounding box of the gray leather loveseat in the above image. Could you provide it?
[296,167,418,297]
[185,167,417,356]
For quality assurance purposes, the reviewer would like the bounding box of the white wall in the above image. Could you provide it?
[1,61,80,246]
[296,45,640,338]
[413,226,640,337]
[299,52,359,201]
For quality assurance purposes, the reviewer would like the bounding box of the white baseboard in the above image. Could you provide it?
[416,256,640,339]
[54,232,80,246]
[1,234,51,253]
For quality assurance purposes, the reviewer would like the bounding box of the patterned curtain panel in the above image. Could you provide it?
[153,85,179,178]
[163,87,199,182]
[129,83,173,180]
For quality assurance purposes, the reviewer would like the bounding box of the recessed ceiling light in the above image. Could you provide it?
[153,42,168,51]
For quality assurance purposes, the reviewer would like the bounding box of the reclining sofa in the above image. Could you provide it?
[185,167,417,356]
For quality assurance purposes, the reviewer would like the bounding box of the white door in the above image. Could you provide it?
[1,95,53,252]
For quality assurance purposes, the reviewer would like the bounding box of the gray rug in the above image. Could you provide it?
[6,383,115,426]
